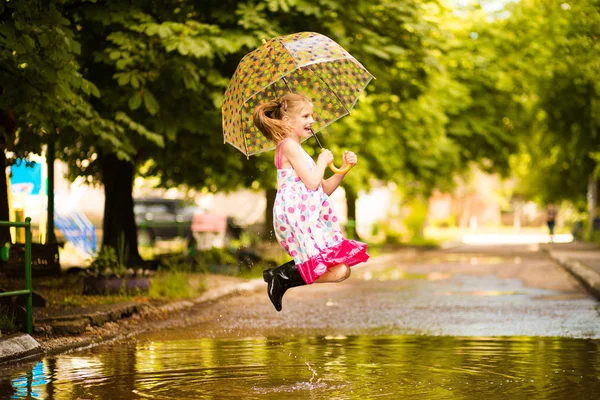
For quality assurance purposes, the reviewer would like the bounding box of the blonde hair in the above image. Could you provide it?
[253,93,311,144]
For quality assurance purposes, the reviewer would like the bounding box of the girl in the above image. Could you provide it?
[253,93,370,312]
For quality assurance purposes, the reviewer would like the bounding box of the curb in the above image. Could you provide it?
[38,278,265,357]
[35,302,147,336]
[547,250,600,301]
[141,279,265,317]
[0,333,43,366]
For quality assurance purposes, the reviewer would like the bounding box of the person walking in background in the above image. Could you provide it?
[253,93,370,312]
[546,203,557,242]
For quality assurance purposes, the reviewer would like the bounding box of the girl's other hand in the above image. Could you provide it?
[342,151,357,167]
[317,149,334,167]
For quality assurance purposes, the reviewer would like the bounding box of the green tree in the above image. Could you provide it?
[0,0,132,245]
[442,2,528,177]
[63,0,260,262]
[502,0,600,238]
[219,0,452,239]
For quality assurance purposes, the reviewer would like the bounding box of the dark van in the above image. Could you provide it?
[134,198,200,243]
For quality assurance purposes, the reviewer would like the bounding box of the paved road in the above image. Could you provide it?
[162,244,600,339]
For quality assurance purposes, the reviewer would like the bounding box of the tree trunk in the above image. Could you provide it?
[588,174,598,242]
[0,150,10,244]
[46,139,56,243]
[0,109,15,244]
[264,187,276,242]
[343,183,360,240]
[99,152,142,265]
[587,85,598,242]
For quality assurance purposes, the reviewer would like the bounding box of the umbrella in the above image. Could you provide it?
[222,31,374,173]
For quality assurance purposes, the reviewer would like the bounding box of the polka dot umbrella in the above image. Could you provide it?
[222,31,374,173]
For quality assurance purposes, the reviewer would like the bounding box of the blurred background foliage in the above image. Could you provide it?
[0,0,599,263]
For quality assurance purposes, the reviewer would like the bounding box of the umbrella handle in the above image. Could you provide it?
[328,161,353,174]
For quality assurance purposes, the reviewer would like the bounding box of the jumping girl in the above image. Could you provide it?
[253,93,370,312]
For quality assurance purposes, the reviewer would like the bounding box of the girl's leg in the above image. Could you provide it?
[314,264,351,283]
[263,262,351,311]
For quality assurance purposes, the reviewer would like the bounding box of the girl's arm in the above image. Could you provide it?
[321,151,357,196]
[283,141,333,191]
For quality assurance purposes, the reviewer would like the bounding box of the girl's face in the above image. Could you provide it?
[287,102,315,139]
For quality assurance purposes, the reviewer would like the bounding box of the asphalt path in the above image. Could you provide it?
[155,244,600,339]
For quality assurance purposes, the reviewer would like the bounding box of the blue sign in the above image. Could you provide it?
[10,159,42,195]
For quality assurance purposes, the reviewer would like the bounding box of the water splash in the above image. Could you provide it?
[305,361,319,385]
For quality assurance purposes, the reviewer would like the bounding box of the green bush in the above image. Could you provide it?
[371,222,381,237]
[430,215,457,228]
[197,247,238,266]
[157,253,197,273]
[404,198,429,240]
[87,246,128,277]
[383,229,403,245]
[407,236,439,248]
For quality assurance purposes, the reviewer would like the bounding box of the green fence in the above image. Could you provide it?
[0,218,32,334]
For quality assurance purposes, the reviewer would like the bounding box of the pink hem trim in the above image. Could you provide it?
[296,239,370,284]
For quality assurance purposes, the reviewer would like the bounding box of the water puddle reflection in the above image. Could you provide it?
[357,255,526,281]
[2,335,599,399]
[434,290,528,297]
[357,268,452,281]
[423,255,526,265]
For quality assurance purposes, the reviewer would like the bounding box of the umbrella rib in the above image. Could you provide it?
[281,75,294,93]
[241,110,250,157]
[281,75,323,149]
[305,64,351,116]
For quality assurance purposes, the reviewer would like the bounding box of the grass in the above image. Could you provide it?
[0,270,208,311]
[148,271,205,299]
[9,240,270,312]
[0,305,17,336]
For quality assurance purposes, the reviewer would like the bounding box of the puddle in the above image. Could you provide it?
[357,268,452,281]
[425,255,524,265]
[2,335,599,399]
[358,255,526,281]
[434,290,528,297]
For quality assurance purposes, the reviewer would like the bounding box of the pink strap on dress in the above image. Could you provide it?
[275,138,290,169]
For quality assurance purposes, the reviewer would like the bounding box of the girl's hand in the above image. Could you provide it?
[317,149,334,167]
[342,151,357,168]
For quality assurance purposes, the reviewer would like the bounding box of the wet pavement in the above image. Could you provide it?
[159,243,600,338]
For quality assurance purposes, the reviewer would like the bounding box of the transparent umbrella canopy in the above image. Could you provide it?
[222,31,374,171]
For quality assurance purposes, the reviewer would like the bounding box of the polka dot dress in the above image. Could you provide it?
[273,139,369,284]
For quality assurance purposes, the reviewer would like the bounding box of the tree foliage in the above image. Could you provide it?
[5,0,600,258]
[500,0,600,209]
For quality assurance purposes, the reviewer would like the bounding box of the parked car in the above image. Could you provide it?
[134,198,200,244]
[134,198,243,246]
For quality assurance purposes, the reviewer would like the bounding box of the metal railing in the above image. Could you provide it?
[0,218,32,334]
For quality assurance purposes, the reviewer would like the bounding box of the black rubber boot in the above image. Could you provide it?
[263,260,306,312]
